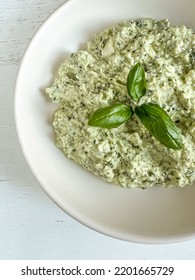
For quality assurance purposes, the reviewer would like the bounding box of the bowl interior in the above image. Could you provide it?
[15,0,195,243]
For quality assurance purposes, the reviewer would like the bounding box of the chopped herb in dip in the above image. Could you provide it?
[46,19,195,188]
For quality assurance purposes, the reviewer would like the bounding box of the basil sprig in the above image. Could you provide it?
[88,63,183,150]
[127,62,147,102]
[135,104,182,150]
[88,104,133,128]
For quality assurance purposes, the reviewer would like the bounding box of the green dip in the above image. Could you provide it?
[46,19,195,188]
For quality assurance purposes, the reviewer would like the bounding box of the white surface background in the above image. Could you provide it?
[1,0,195,259]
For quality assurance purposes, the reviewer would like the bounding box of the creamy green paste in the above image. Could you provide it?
[46,19,195,188]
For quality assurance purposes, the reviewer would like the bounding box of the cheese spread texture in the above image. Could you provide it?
[46,19,195,188]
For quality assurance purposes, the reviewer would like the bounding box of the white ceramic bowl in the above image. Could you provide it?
[15,0,195,243]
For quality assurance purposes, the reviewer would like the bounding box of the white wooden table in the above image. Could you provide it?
[1,0,195,260]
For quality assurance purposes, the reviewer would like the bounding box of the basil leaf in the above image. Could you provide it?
[135,103,183,150]
[88,104,133,128]
[127,62,147,102]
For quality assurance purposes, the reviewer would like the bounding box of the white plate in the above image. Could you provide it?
[15,0,195,243]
